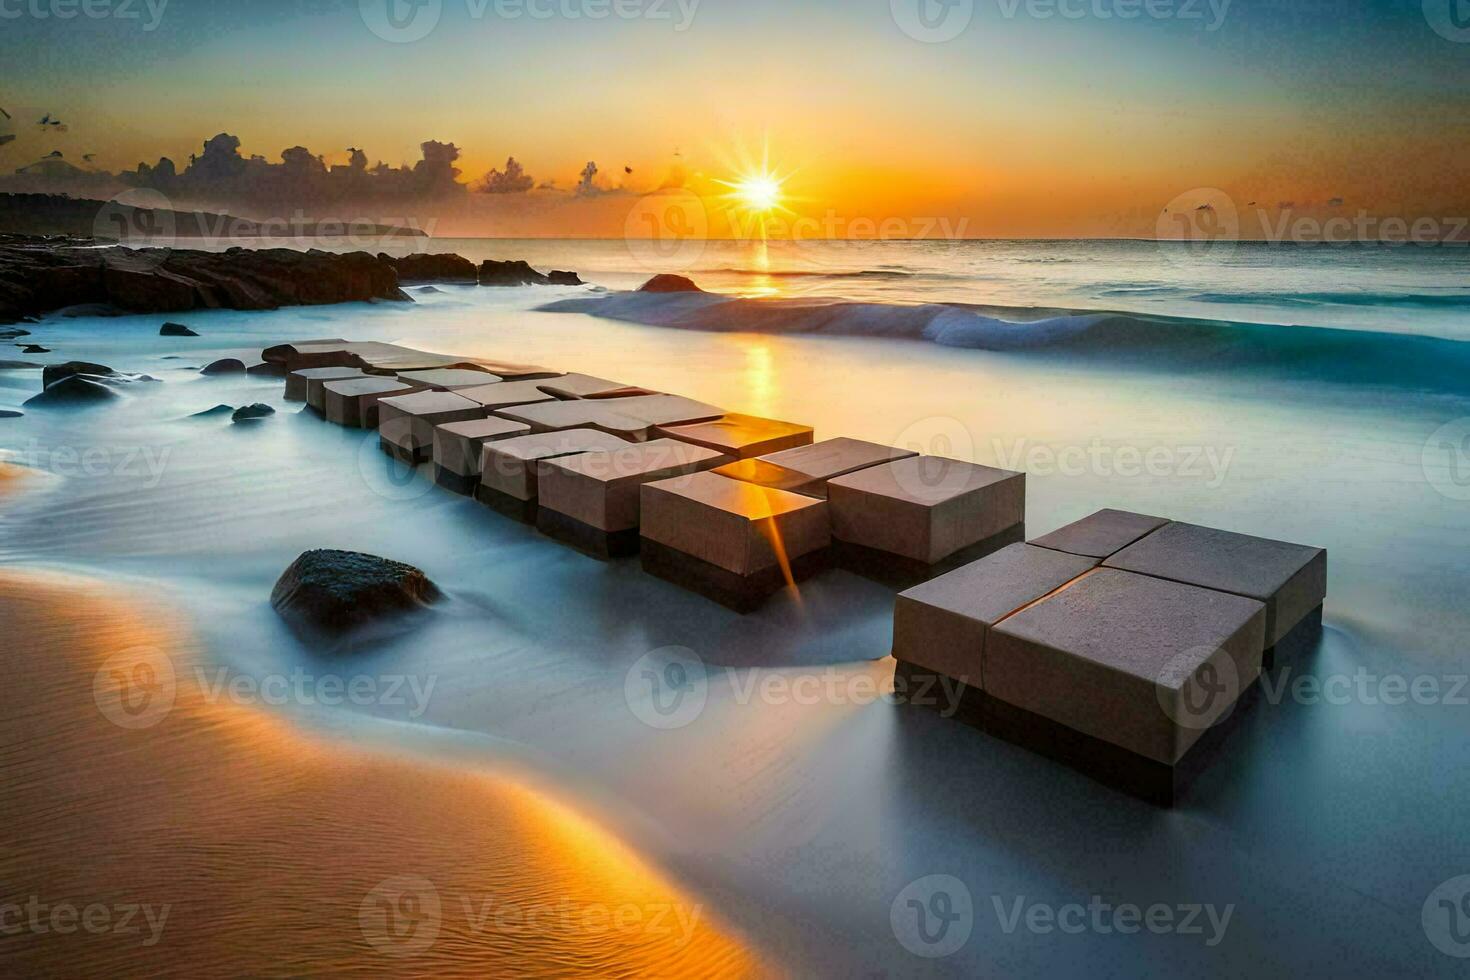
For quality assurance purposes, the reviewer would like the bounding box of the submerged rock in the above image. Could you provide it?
[270,549,439,633]
[191,404,235,419]
[42,360,115,388]
[0,408,22,419]
[25,375,120,406]
[231,403,275,422]
[639,274,703,293]
[161,322,199,337]
[20,344,49,353]
[0,359,41,370]
[201,358,246,375]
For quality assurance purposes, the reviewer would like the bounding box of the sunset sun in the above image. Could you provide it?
[732,173,783,212]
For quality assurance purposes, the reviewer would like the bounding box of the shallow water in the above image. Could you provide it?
[3,270,1470,975]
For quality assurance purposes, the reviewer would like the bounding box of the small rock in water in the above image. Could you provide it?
[190,404,235,419]
[0,328,30,339]
[42,361,115,388]
[201,358,247,375]
[25,375,120,406]
[415,285,444,294]
[0,408,22,419]
[160,322,199,337]
[270,548,440,633]
[0,360,41,370]
[20,344,50,353]
[231,403,275,423]
[638,273,703,293]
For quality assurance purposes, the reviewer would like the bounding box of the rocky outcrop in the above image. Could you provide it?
[161,322,199,337]
[42,361,118,388]
[270,549,439,633]
[478,259,584,287]
[380,252,478,283]
[0,241,411,324]
[638,274,703,293]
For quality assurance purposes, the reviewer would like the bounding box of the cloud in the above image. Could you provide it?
[475,156,534,194]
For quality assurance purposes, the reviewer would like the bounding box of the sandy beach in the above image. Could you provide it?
[0,539,765,976]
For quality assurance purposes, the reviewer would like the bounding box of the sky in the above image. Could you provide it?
[1,0,1467,237]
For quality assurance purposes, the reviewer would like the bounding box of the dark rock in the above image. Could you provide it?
[201,358,246,375]
[191,404,235,418]
[161,322,199,337]
[478,259,582,287]
[639,274,703,293]
[246,361,284,377]
[25,375,120,406]
[0,359,41,370]
[0,408,22,419]
[0,244,410,324]
[42,360,115,388]
[270,548,439,632]
[380,252,478,283]
[0,328,29,338]
[414,285,444,294]
[231,403,275,422]
[20,344,50,353]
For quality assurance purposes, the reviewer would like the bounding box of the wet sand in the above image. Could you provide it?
[0,563,767,977]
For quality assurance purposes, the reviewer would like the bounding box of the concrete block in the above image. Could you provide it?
[377,390,485,464]
[892,543,1098,688]
[458,379,561,412]
[1104,521,1327,649]
[322,377,418,427]
[476,428,633,520]
[535,374,637,399]
[396,368,504,390]
[285,366,365,403]
[1030,509,1168,559]
[987,568,1266,768]
[827,456,1026,566]
[536,438,731,558]
[714,437,917,498]
[498,394,723,441]
[431,417,532,494]
[655,412,814,460]
[639,471,830,609]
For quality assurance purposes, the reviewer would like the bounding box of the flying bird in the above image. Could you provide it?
[624,166,633,174]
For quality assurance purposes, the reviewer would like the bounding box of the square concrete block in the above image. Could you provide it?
[892,543,1098,688]
[535,374,637,399]
[278,341,556,379]
[1030,509,1168,559]
[431,417,533,494]
[827,456,1026,565]
[458,379,561,412]
[396,368,504,390]
[987,568,1266,768]
[377,390,485,464]
[322,377,418,427]
[715,437,918,498]
[536,438,732,558]
[499,394,723,442]
[476,428,632,520]
[285,366,366,403]
[1104,521,1327,649]
[640,471,830,610]
[655,413,814,460]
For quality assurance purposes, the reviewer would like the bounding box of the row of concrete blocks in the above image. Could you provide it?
[275,344,1028,612]
[891,509,1328,805]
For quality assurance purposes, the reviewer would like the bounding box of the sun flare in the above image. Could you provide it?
[732,173,783,213]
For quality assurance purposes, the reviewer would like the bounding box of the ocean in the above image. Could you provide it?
[2,237,1468,976]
